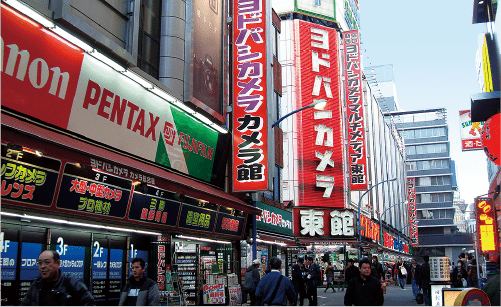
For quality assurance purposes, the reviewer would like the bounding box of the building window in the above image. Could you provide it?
[138,0,161,79]
[405,127,446,139]
[417,192,452,203]
[272,26,280,60]
[407,143,447,155]
[314,0,321,6]
[417,176,452,186]
[273,165,282,202]
[273,90,281,127]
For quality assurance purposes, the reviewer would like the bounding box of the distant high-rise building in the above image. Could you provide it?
[365,64,399,112]
[387,108,473,260]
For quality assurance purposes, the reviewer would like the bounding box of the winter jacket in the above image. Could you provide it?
[452,266,468,288]
[20,270,95,306]
[344,265,360,285]
[306,262,322,287]
[255,271,296,306]
[371,261,385,281]
[419,262,431,289]
[243,265,261,292]
[119,275,159,306]
[291,263,306,294]
[344,275,384,306]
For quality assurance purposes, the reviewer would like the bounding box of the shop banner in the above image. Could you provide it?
[128,187,181,227]
[1,143,61,207]
[359,216,380,244]
[475,198,499,253]
[178,202,217,233]
[256,202,293,236]
[203,284,226,304]
[56,163,132,218]
[459,110,484,151]
[214,212,245,237]
[293,208,355,238]
[294,20,344,207]
[343,30,368,190]
[232,0,269,192]
[407,178,418,245]
[1,5,227,186]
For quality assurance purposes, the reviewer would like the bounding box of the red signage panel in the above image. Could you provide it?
[293,207,355,238]
[407,178,418,245]
[232,0,268,192]
[343,30,368,190]
[295,20,344,207]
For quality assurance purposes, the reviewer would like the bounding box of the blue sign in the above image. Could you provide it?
[59,245,85,280]
[109,249,123,279]
[20,242,42,280]
[1,239,18,281]
[129,250,149,277]
[92,247,108,279]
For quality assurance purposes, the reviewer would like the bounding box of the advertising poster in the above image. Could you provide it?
[228,286,242,306]
[203,284,225,305]
[459,110,484,151]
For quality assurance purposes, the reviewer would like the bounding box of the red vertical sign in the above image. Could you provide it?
[475,198,499,253]
[232,0,268,192]
[407,178,418,245]
[295,20,344,208]
[343,30,367,190]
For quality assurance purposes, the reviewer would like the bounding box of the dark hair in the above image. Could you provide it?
[372,255,378,261]
[359,257,371,268]
[270,257,282,270]
[347,259,355,264]
[470,258,477,265]
[459,253,465,258]
[467,254,473,260]
[423,255,429,262]
[306,256,314,262]
[297,258,304,264]
[40,250,60,262]
[131,257,146,268]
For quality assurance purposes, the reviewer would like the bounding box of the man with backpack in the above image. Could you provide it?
[242,259,261,305]
[255,257,296,306]
[305,256,321,306]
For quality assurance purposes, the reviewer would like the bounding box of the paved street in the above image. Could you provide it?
[313,283,420,306]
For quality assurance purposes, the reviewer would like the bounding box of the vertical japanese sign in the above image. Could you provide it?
[295,20,344,207]
[475,198,499,253]
[343,30,367,190]
[155,236,168,293]
[232,0,268,192]
[407,178,418,245]
[459,110,484,151]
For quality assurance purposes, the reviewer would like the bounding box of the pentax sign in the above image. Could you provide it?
[343,30,368,190]
[294,20,345,207]
[232,0,269,192]
[475,198,499,254]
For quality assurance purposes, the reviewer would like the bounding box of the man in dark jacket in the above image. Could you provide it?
[255,257,296,306]
[305,256,321,306]
[420,256,431,306]
[21,250,95,306]
[371,256,385,281]
[344,258,384,306]
[119,257,159,306]
[344,259,359,285]
[291,258,307,306]
[242,259,261,305]
[409,258,421,300]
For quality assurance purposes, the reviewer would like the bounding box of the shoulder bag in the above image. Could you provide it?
[264,275,284,306]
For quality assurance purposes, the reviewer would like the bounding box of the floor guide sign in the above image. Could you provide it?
[1,4,222,184]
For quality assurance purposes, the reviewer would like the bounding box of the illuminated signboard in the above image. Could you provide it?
[295,20,345,207]
[475,197,499,253]
[343,30,368,190]
[232,0,269,192]
[407,178,418,245]
[459,110,484,151]
[360,216,380,244]
[293,208,355,238]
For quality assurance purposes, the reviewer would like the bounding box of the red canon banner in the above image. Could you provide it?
[1,5,84,129]
[407,177,418,245]
[232,0,268,192]
[295,20,344,207]
[343,30,368,190]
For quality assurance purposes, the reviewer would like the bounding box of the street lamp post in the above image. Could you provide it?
[271,99,327,128]
[358,178,397,260]
[379,201,408,248]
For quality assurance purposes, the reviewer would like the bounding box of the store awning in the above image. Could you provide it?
[2,114,261,215]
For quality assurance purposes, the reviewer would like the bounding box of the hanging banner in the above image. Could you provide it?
[232,0,268,192]
[407,178,418,245]
[459,110,484,151]
[343,30,368,190]
[475,197,499,254]
[294,20,345,207]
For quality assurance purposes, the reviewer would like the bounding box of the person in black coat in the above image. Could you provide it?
[344,259,360,285]
[452,259,468,288]
[291,258,307,306]
[344,258,384,306]
[371,256,385,281]
[420,256,431,306]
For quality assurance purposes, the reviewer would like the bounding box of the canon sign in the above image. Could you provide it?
[1,39,70,100]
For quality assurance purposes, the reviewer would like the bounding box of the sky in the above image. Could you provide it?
[358,0,491,205]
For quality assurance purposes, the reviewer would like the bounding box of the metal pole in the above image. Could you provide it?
[379,201,407,248]
[252,193,258,260]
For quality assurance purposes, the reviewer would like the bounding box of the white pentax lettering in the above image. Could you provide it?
[1,38,70,99]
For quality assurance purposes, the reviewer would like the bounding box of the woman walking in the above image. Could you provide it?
[324,261,336,292]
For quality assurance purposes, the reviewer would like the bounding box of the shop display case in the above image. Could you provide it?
[175,252,198,305]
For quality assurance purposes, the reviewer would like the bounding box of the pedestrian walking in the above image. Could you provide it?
[467,258,478,288]
[255,257,296,306]
[305,256,322,306]
[324,261,336,292]
[21,250,95,306]
[371,256,385,282]
[397,258,407,289]
[242,259,261,305]
[344,257,384,306]
[344,259,359,286]
[291,258,307,306]
[420,255,431,306]
[452,259,468,288]
[337,263,345,292]
[119,257,159,306]
[393,262,399,286]
[409,258,421,300]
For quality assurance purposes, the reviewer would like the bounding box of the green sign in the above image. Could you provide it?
[256,202,293,236]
